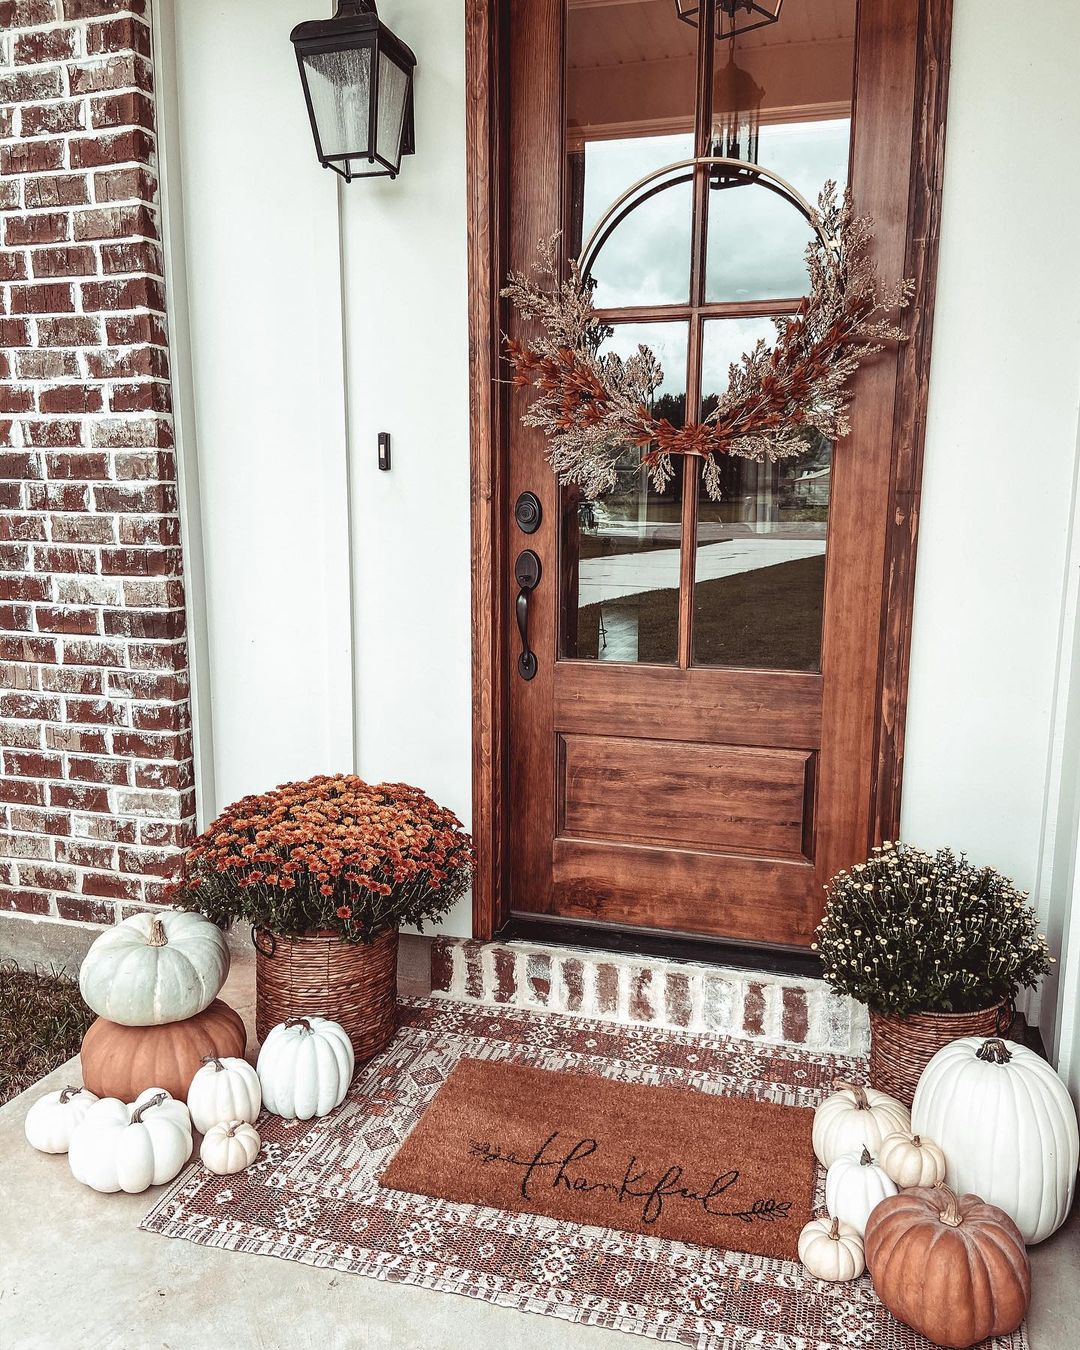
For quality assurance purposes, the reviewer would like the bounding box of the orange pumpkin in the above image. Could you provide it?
[864,1185,1030,1348]
[81,999,246,1103]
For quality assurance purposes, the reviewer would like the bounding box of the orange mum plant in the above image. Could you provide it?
[170,774,472,944]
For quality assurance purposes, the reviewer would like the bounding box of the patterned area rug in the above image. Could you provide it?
[141,998,1028,1350]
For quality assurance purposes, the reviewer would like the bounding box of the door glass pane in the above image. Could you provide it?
[693,319,829,671]
[705,0,857,302]
[567,0,696,306]
[561,323,688,665]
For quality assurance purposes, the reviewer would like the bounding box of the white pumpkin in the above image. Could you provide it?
[187,1055,262,1134]
[200,1119,261,1175]
[24,1085,99,1154]
[79,911,229,1027]
[812,1080,911,1167]
[825,1147,898,1236]
[877,1130,946,1189]
[256,1016,354,1121]
[798,1214,865,1282]
[68,1087,193,1193]
[912,1036,1080,1244]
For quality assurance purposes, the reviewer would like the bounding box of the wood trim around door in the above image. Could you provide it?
[465,0,953,945]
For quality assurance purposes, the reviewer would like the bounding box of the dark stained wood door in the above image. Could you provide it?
[495,0,948,951]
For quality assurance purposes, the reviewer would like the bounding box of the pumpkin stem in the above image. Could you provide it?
[859,1146,873,1166]
[147,916,168,947]
[976,1038,1012,1065]
[285,1017,313,1034]
[833,1079,870,1110]
[131,1091,168,1124]
[912,1134,921,1146]
[828,1217,840,1240]
[201,1055,225,1072]
[59,1085,82,1104]
[936,1185,964,1228]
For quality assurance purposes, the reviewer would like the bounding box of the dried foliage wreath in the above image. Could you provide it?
[503,182,913,502]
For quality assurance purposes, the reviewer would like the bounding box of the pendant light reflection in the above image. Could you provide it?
[710,37,765,189]
[674,0,784,41]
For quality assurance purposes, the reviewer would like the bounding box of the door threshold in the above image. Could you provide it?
[501,915,824,980]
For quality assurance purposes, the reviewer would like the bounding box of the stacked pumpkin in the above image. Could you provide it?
[799,1038,1079,1349]
[78,911,243,1102]
[25,923,359,1192]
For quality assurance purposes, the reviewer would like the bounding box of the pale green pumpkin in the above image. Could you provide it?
[79,911,229,1027]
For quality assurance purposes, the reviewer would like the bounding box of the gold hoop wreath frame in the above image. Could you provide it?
[502,157,914,502]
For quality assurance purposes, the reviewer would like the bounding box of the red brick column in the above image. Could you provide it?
[1,0,194,928]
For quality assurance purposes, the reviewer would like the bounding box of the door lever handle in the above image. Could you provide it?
[514,548,542,681]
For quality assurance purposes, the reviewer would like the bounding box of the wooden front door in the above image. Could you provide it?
[471,0,948,952]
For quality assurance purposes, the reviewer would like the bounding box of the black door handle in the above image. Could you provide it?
[514,548,542,680]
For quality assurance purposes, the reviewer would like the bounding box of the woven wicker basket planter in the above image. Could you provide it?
[253,925,398,1063]
[868,1002,1010,1106]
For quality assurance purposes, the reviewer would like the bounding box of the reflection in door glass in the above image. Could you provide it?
[566,0,696,305]
[561,323,687,665]
[693,319,829,671]
[706,118,851,302]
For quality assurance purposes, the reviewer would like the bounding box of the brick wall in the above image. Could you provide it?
[0,0,194,928]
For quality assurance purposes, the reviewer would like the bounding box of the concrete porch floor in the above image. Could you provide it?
[2,960,1079,1350]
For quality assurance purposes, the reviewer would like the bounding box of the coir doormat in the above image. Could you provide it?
[381,1057,813,1260]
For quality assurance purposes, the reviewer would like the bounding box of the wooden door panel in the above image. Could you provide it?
[559,734,813,858]
[555,662,822,749]
[550,839,817,947]
[482,0,950,951]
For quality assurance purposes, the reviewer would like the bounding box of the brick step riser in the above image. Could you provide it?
[430,937,869,1057]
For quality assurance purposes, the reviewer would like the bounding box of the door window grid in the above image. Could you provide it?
[560,0,853,671]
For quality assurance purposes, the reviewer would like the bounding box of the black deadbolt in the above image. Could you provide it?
[514,491,542,534]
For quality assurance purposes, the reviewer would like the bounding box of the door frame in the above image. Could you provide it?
[465,0,953,946]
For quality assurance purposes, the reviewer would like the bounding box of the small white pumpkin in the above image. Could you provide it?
[24,1084,99,1154]
[913,1036,1080,1244]
[256,1016,354,1121]
[187,1055,262,1134]
[200,1119,261,1175]
[68,1087,193,1193]
[812,1079,911,1167]
[825,1146,898,1236]
[877,1130,946,1189]
[798,1214,865,1282]
[79,911,230,1027]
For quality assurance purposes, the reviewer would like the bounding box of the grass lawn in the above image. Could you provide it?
[576,553,825,669]
[0,960,94,1106]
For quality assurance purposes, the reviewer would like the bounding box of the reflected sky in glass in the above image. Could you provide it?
[582,119,850,308]
[707,119,850,300]
[599,322,689,404]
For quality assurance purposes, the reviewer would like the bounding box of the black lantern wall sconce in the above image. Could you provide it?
[290,0,416,182]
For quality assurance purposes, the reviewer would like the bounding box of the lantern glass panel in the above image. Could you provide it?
[302,44,374,159]
[376,50,409,169]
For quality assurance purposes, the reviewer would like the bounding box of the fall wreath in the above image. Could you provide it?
[503,180,912,502]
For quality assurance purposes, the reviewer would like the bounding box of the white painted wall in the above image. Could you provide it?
[337,0,474,935]
[163,0,472,934]
[902,0,1080,1080]
[161,0,354,818]
[163,1,1080,999]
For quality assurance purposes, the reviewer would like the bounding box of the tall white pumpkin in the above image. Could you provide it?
[257,1016,354,1121]
[79,911,230,1027]
[912,1036,1079,1244]
[187,1055,262,1134]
